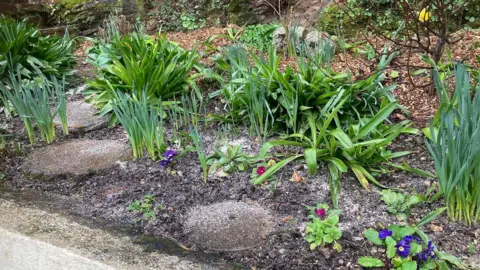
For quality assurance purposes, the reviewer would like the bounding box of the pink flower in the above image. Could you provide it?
[256,166,266,176]
[314,208,326,219]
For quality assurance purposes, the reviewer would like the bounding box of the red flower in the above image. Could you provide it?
[314,208,326,219]
[256,166,266,175]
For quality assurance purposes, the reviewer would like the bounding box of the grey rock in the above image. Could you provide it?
[53,101,108,133]
[273,26,306,51]
[183,201,273,251]
[305,30,329,49]
[22,139,132,175]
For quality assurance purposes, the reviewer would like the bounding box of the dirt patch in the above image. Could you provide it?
[2,119,479,269]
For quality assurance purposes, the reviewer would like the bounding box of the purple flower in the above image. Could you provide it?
[403,235,414,243]
[160,160,168,167]
[164,149,177,160]
[378,230,393,240]
[416,241,435,262]
[314,208,326,219]
[396,239,411,258]
[413,236,422,243]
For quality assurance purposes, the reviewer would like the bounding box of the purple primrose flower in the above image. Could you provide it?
[396,239,411,258]
[378,230,393,240]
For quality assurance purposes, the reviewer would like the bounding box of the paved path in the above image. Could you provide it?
[0,199,218,270]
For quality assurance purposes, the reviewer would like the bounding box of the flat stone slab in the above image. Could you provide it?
[22,140,132,175]
[183,201,273,251]
[54,101,107,133]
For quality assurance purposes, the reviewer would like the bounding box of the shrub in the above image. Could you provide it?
[0,16,75,84]
[86,31,200,120]
[426,63,480,225]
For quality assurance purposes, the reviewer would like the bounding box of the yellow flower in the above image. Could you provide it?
[419,8,430,23]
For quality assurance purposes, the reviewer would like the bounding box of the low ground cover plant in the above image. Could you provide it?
[304,203,342,251]
[207,144,256,176]
[239,23,280,52]
[128,194,163,221]
[380,190,429,221]
[360,208,465,269]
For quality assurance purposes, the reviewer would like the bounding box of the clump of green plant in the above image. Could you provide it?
[181,13,206,30]
[426,63,480,226]
[189,127,208,183]
[239,23,280,52]
[254,101,418,208]
[0,16,75,85]
[86,31,200,120]
[380,190,427,221]
[0,72,68,144]
[304,203,342,251]
[359,208,465,269]
[207,144,254,176]
[112,91,165,160]
[468,242,478,255]
[128,195,163,220]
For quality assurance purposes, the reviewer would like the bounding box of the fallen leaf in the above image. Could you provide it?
[282,216,294,223]
[429,224,443,232]
[290,171,304,182]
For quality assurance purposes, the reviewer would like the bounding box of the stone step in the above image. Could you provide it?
[22,139,132,176]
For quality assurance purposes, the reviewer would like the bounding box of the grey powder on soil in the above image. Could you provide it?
[184,201,274,251]
[22,139,132,175]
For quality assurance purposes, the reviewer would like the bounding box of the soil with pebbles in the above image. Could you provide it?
[1,111,479,270]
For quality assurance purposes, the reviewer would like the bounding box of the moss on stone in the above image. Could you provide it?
[55,0,90,9]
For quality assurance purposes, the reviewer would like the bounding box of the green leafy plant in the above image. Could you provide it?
[128,194,163,220]
[304,203,342,250]
[181,13,206,30]
[359,208,466,269]
[426,63,480,225]
[112,90,165,160]
[207,144,254,176]
[86,31,200,121]
[0,16,75,85]
[0,72,68,144]
[254,101,418,207]
[380,190,427,221]
[239,23,280,52]
[213,43,397,137]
